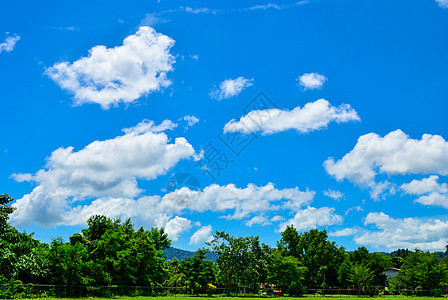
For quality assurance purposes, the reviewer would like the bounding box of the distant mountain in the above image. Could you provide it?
[163,247,217,263]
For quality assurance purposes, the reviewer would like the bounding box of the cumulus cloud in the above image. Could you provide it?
[166,183,315,220]
[401,176,448,209]
[224,99,360,135]
[329,227,358,237]
[323,189,344,201]
[298,73,327,90]
[122,119,177,135]
[11,120,195,227]
[46,26,175,109]
[271,215,286,222]
[245,216,271,227]
[278,206,343,232]
[181,115,199,129]
[325,130,448,197]
[189,225,213,245]
[210,77,253,100]
[355,212,448,251]
[165,216,192,242]
[0,35,20,53]
[436,0,448,8]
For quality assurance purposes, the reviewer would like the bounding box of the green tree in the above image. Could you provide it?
[278,226,345,288]
[207,231,270,295]
[347,262,374,294]
[338,247,391,287]
[47,215,168,291]
[179,248,215,295]
[0,194,48,284]
[267,249,307,294]
[164,258,184,288]
[393,250,447,290]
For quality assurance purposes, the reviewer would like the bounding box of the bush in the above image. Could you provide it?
[288,281,306,297]
[432,288,443,297]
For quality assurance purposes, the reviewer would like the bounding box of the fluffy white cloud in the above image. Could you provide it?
[46,26,175,109]
[325,130,448,196]
[165,182,315,220]
[210,77,253,100]
[165,216,192,242]
[436,0,448,8]
[245,216,271,227]
[189,225,213,245]
[355,212,448,251]
[329,227,358,237]
[0,35,20,53]
[323,189,344,200]
[122,119,177,134]
[11,120,195,227]
[401,176,448,209]
[224,99,360,135]
[181,115,200,129]
[298,73,327,90]
[271,215,286,222]
[278,206,343,232]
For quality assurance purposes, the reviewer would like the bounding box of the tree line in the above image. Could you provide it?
[1,194,447,298]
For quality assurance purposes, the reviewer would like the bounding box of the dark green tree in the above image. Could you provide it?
[267,249,307,295]
[346,262,374,294]
[207,231,271,295]
[0,194,48,284]
[179,248,216,295]
[278,226,345,288]
[393,250,447,290]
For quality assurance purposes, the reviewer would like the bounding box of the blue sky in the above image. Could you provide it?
[1,0,447,252]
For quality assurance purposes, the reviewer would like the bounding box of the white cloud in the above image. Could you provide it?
[355,212,448,251]
[247,1,308,11]
[436,0,448,8]
[210,77,253,100]
[181,115,199,129]
[329,227,358,237]
[298,73,327,90]
[141,13,165,26]
[166,182,315,220]
[278,206,343,232]
[224,99,360,135]
[184,7,212,14]
[245,216,271,227]
[189,225,213,245]
[401,175,448,195]
[11,120,195,227]
[165,216,192,242]
[345,206,363,216]
[46,26,175,109]
[249,3,282,10]
[71,182,313,230]
[401,176,448,209]
[0,35,20,53]
[271,215,286,222]
[325,130,448,197]
[323,189,344,200]
[122,119,177,135]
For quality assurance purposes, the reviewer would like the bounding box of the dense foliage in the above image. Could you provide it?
[1,194,448,298]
